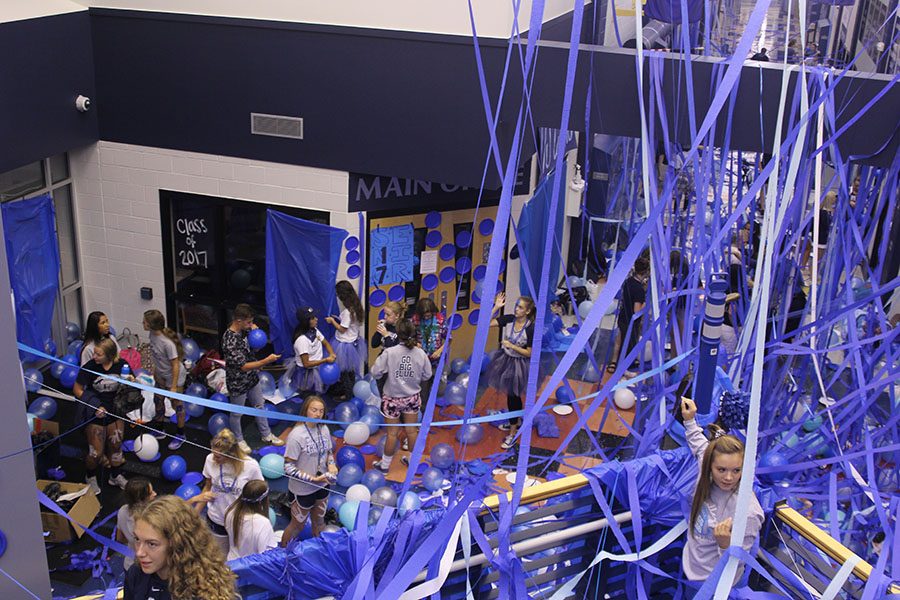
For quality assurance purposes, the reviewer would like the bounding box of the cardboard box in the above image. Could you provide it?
[33,418,59,436]
[37,480,101,543]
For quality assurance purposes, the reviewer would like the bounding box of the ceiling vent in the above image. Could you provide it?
[250,113,304,140]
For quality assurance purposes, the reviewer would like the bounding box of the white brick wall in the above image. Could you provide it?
[70,142,359,337]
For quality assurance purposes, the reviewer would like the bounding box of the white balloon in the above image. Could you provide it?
[613,388,636,410]
[578,301,594,319]
[134,434,159,461]
[343,421,371,446]
[346,483,371,503]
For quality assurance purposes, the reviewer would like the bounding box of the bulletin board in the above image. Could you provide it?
[367,207,504,365]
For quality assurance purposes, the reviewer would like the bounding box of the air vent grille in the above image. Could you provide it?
[250,113,304,140]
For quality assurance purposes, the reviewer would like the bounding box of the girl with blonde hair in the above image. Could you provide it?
[142,309,187,450]
[126,495,236,600]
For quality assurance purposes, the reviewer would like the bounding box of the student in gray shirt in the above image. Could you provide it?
[681,397,764,586]
[143,310,188,450]
[371,319,432,472]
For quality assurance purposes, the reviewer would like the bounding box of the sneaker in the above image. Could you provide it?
[501,435,516,450]
[152,428,167,440]
[400,456,410,467]
[373,459,391,473]
[238,440,252,454]
[262,434,285,447]
[498,422,512,432]
[168,436,185,451]
[86,476,101,495]
[401,439,409,451]
[108,474,128,489]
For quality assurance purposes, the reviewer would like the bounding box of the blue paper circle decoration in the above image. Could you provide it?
[345,236,359,251]
[449,314,463,330]
[347,264,362,279]
[346,250,360,264]
[388,285,406,302]
[424,211,442,229]
[425,230,442,248]
[369,289,387,307]
[456,257,472,275]
[472,265,487,281]
[455,230,472,249]
[439,267,456,283]
[468,309,480,325]
[422,274,439,291]
[439,244,456,261]
[478,219,494,236]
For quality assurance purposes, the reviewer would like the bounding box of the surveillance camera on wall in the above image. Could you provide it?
[75,95,91,112]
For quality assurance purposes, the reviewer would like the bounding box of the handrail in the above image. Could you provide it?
[774,503,900,593]
[481,473,589,512]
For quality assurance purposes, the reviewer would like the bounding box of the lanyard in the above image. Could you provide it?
[305,424,327,472]
[219,464,237,493]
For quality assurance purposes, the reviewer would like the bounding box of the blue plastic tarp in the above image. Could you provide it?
[2,194,60,356]
[517,172,565,303]
[265,210,348,357]
[644,0,703,23]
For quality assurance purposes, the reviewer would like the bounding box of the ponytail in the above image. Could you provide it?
[396,319,417,349]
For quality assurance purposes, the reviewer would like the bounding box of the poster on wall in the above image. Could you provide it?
[420,250,438,274]
[370,224,415,285]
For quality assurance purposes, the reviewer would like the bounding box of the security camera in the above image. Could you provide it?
[75,95,91,112]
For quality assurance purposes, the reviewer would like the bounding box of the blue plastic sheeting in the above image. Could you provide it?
[265,210,347,357]
[644,0,703,23]
[2,194,60,356]
[517,172,565,303]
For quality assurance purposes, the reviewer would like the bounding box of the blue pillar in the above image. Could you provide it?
[695,274,728,413]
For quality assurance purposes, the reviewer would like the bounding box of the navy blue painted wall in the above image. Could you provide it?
[0,12,99,173]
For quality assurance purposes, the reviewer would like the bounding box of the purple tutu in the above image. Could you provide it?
[332,338,365,377]
[486,351,529,397]
[290,365,326,394]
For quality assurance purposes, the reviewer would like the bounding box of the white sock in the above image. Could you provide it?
[380,454,393,468]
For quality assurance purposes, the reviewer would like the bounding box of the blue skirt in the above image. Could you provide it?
[486,351,529,397]
[290,365,326,394]
[332,338,364,377]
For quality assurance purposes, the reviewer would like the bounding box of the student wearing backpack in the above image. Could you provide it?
[143,310,188,450]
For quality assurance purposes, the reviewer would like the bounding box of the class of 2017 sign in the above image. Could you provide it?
[370,224,414,285]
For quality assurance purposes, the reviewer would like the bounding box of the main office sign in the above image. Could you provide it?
[348,162,530,213]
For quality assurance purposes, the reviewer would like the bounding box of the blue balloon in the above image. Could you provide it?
[350,396,365,413]
[170,411,190,425]
[368,505,384,526]
[477,353,491,373]
[207,413,229,436]
[370,379,380,397]
[803,415,823,433]
[320,363,341,386]
[555,385,575,404]
[277,373,297,399]
[445,382,466,406]
[65,322,81,342]
[181,471,203,486]
[63,353,78,365]
[359,411,383,436]
[430,443,455,469]
[161,455,187,481]
[450,358,468,375]
[28,396,57,420]
[60,366,79,389]
[398,491,421,516]
[50,361,66,379]
[421,467,444,492]
[337,463,364,487]
[185,382,207,399]
[336,446,365,470]
[455,423,484,445]
[66,340,83,358]
[260,454,285,479]
[328,493,346,512]
[335,402,360,425]
[209,392,228,406]
[278,401,301,417]
[759,451,790,481]
[24,368,43,393]
[175,484,201,501]
[339,500,360,530]
[258,372,276,396]
[353,380,373,400]
[43,339,57,357]
[186,402,205,418]
[361,469,386,492]
[248,328,267,350]
[181,338,201,363]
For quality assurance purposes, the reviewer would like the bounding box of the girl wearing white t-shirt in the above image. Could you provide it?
[290,307,336,394]
[325,281,365,390]
[224,480,278,560]
[190,428,264,555]
[116,477,156,570]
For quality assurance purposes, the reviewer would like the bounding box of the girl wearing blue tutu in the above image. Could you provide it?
[487,292,536,449]
[291,307,336,395]
[325,281,366,399]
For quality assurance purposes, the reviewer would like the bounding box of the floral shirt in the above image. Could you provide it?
[222,329,259,395]
[411,313,446,364]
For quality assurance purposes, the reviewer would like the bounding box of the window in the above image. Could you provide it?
[0,154,83,361]
[161,190,328,344]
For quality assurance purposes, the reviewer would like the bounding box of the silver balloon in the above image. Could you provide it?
[455,373,470,389]
[322,524,342,534]
[371,485,398,508]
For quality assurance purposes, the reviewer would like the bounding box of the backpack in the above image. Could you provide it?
[117,328,143,372]
[191,349,223,384]
[114,383,145,416]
